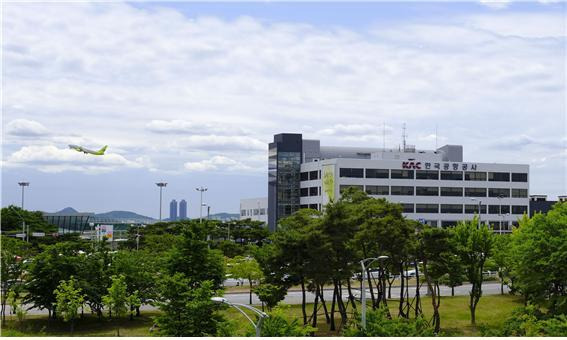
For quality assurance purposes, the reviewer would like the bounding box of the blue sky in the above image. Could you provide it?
[2,1,565,218]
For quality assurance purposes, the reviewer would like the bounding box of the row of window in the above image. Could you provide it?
[300,170,321,181]
[240,208,267,217]
[337,168,528,182]
[340,185,528,198]
[439,220,518,228]
[299,204,321,211]
[300,187,320,197]
[397,203,527,215]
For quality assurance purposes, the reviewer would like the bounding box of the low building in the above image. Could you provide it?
[529,195,564,216]
[240,197,268,224]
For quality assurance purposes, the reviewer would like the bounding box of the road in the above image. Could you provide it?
[6,282,508,315]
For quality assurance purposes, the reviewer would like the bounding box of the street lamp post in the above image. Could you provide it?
[470,198,482,229]
[196,187,208,223]
[155,182,167,221]
[18,182,30,210]
[211,297,268,336]
[360,255,389,329]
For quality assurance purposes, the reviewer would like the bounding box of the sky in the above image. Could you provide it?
[2,1,566,218]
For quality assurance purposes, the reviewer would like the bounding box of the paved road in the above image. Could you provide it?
[6,282,508,316]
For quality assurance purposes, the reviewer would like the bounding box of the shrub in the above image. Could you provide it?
[343,307,435,336]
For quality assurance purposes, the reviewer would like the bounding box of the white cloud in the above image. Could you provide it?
[5,145,145,173]
[1,3,564,200]
[479,0,511,10]
[5,119,49,136]
[183,155,252,172]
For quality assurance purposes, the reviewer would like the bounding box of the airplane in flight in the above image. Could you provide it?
[68,144,108,155]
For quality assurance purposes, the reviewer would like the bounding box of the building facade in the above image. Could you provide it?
[240,197,268,224]
[179,199,188,220]
[268,133,529,232]
[169,199,177,221]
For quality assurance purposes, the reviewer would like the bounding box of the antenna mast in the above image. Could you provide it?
[402,123,407,151]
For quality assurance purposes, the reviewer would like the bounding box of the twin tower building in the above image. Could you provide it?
[169,199,188,221]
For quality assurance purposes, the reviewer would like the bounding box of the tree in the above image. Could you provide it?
[490,235,512,295]
[1,236,27,325]
[0,205,57,234]
[24,241,83,319]
[166,222,225,290]
[102,275,129,336]
[509,202,567,314]
[54,277,85,333]
[438,256,465,297]
[451,217,493,325]
[126,291,141,321]
[253,283,287,311]
[154,274,227,336]
[227,256,263,305]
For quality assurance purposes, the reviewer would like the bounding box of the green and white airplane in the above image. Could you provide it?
[68,144,108,155]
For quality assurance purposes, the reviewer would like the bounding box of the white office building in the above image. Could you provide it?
[268,133,529,232]
[240,197,268,224]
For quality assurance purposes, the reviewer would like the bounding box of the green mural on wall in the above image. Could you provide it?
[322,164,335,202]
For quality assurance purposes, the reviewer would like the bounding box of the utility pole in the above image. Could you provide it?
[18,182,30,241]
[155,182,167,220]
[196,186,208,223]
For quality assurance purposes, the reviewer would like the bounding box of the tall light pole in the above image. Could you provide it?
[18,182,30,210]
[211,297,268,336]
[360,255,389,329]
[470,198,482,229]
[156,182,167,220]
[196,186,207,223]
[17,182,30,241]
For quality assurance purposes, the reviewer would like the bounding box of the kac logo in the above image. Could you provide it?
[402,161,421,169]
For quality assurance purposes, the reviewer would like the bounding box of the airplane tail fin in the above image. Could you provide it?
[98,145,108,154]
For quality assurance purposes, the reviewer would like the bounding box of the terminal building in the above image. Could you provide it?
[268,133,529,232]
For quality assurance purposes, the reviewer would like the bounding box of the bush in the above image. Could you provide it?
[343,307,435,336]
[247,305,315,336]
[481,305,567,336]
[253,283,287,311]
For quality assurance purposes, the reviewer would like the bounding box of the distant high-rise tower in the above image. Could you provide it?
[179,199,188,220]
[169,199,178,221]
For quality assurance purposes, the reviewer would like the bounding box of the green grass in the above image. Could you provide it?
[1,294,522,336]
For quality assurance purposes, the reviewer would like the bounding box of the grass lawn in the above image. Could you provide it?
[1,294,522,336]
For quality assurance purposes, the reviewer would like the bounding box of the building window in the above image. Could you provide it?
[300,172,309,181]
[340,185,364,193]
[488,172,510,182]
[309,204,318,210]
[416,204,439,213]
[465,204,487,214]
[501,205,510,214]
[300,204,308,209]
[260,208,266,215]
[465,188,487,197]
[416,186,439,196]
[488,205,500,214]
[391,170,414,179]
[511,173,528,182]
[512,205,528,214]
[441,204,463,214]
[241,210,246,217]
[391,186,414,195]
[441,221,459,228]
[440,171,463,180]
[366,168,389,178]
[489,188,510,198]
[366,185,389,195]
[340,168,364,178]
[300,188,309,197]
[465,171,487,181]
[416,170,439,180]
[440,187,463,197]
[309,170,319,180]
[402,203,414,213]
[309,187,319,196]
[511,188,528,198]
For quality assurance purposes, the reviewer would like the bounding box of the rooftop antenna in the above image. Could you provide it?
[382,121,386,150]
[402,123,407,151]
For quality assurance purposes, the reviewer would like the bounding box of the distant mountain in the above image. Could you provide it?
[209,212,239,221]
[56,207,79,214]
[95,211,156,222]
